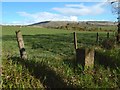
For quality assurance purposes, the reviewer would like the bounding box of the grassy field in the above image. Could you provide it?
[2,26,120,89]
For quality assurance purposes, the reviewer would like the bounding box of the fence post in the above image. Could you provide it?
[117,33,120,43]
[76,48,94,70]
[107,32,109,39]
[84,48,94,69]
[73,32,94,70]
[16,30,27,60]
[96,32,99,44]
[73,32,78,49]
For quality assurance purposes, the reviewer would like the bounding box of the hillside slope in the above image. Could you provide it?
[28,21,117,31]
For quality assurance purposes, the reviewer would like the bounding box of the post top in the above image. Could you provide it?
[16,30,21,33]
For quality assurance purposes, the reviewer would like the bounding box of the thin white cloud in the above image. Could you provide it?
[2,0,107,2]
[108,0,119,2]
[2,20,30,25]
[53,2,107,16]
[79,19,111,21]
[17,12,32,17]
[65,3,86,8]
[16,11,79,25]
[70,16,78,21]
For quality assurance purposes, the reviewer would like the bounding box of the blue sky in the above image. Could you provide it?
[2,2,117,25]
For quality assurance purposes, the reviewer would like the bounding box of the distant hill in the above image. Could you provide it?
[29,21,117,27]
[28,21,117,31]
[29,21,77,28]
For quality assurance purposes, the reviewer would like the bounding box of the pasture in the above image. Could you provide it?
[2,26,120,88]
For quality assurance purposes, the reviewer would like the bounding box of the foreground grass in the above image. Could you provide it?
[2,26,120,88]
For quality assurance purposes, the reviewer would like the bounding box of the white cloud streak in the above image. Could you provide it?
[53,2,107,16]
[79,19,111,21]
[2,0,108,2]
[16,11,78,25]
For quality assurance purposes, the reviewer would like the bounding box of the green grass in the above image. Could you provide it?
[2,26,120,89]
[2,26,73,35]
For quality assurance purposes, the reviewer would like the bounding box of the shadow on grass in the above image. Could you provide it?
[95,51,120,70]
[63,56,84,75]
[95,51,120,88]
[63,57,76,71]
[63,50,120,72]
[11,56,75,88]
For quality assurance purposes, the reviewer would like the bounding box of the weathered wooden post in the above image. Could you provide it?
[117,34,120,43]
[114,32,117,45]
[0,66,2,89]
[16,30,27,60]
[107,32,109,39]
[84,48,94,69]
[73,32,78,72]
[73,32,78,50]
[96,32,99,43]
[0,65,1,76]
[73,32,94,70]
[76,48,94,70]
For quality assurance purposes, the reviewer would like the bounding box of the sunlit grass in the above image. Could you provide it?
[2,26,120,88]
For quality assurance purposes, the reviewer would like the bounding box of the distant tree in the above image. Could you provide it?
[109,0,120,43]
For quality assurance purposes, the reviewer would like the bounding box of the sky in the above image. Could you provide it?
[2,2,118,25]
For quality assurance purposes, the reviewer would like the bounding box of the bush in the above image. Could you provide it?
[101,39,115,49]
